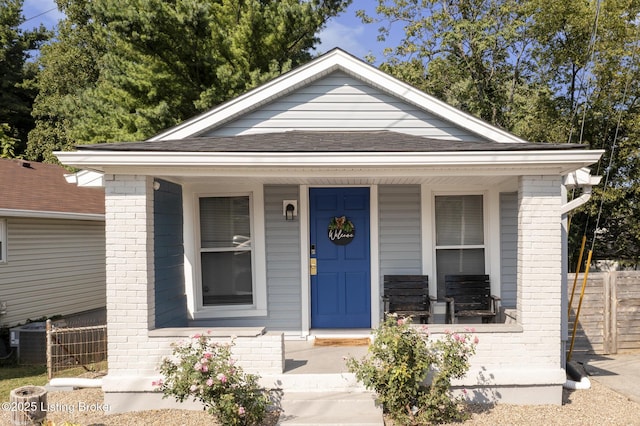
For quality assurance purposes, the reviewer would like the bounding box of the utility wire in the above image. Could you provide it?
[22,7,57,24]
[567,0,602,146]
[590,22,640,252]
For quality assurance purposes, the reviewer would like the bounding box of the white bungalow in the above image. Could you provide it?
[56,48,603,411]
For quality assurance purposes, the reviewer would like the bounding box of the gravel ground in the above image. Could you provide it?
[1,380,639,425]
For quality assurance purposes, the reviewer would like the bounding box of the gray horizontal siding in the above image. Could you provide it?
[191,185,302,332]
[205,72,486,141]
[379,184,422,283]
[500,192,518,307]
[0,217,105,327]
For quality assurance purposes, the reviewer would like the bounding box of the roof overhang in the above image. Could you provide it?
[55,149,604,177]
[0,208,104,221]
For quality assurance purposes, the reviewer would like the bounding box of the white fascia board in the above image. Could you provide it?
[149,49,527,144]
[55,149,604,174]
[0,208,104,221]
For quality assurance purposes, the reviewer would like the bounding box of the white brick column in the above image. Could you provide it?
[104,174,155,373]
[517,175,562,364]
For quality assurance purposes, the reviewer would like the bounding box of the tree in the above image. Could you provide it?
[358,0,540,134]
[361,0,640,266]
[27,0,350,160]
[0,0,49,158]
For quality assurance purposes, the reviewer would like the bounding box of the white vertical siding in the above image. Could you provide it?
[500,192,518,307]
[204,72,487,141]
[0,217,106,327]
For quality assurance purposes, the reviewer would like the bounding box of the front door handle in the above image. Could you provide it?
[310,258,317,276]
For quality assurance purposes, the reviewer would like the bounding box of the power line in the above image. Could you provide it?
[23,7,58,24]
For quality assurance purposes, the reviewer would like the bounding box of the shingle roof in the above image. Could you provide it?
[0,158,104,215]
[77,131,586,152]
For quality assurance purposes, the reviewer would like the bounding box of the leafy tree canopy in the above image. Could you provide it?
[27,0,350,161]
[0,0,49,158]
[361,0,640,265]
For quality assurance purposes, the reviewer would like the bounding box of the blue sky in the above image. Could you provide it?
[20,0,399,63]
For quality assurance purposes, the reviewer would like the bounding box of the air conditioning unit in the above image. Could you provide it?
[9,322,47,364]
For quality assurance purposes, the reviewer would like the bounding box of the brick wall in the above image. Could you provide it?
[517,175,563,366]
[103,175,284,383]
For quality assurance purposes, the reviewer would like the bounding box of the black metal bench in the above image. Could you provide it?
[383,275,435,324]
[445,274,501,324]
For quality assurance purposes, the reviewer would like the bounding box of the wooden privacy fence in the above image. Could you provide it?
[569,271,640,355]
[45,320,108,379]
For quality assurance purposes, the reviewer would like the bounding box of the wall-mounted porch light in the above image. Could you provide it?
[283,200,298,221]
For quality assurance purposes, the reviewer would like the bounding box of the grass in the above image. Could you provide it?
[0,360,107,402]
[0,363,48,402]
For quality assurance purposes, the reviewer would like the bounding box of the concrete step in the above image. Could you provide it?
[277,391,383,426]
[261,373,367,392]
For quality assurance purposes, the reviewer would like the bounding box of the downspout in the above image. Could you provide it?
[564,361,591,390]
[561,169,602,215]
[561,169,601,390]
[560,188,593,215]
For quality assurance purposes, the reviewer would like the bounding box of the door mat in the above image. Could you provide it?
[314,337,371,347]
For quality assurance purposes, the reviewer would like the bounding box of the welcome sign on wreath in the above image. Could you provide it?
[328,216,355,245]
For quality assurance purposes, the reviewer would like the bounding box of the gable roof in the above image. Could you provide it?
[149,48,528,144]
[0,158,104,218]
[81,131,586,153]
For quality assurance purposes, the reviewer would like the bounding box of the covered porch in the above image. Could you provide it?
[56,133,602,409]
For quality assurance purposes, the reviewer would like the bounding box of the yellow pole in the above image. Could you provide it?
[568,249,593,363]
[568,235,587,319]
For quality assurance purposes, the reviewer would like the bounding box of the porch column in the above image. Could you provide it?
[104,174,155,374]
[517,175,563,365]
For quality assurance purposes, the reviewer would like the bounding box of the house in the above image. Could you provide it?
[55,49,603,410]
[0,158,106,328]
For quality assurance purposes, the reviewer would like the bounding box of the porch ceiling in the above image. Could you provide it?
[156,172,516,187]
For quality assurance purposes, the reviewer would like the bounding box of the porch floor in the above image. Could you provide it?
[283,340,370,374]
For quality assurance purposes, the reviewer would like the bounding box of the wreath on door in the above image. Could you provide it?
[328,216,355,245]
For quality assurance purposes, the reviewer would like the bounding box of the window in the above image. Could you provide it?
[435,195,485,299]
[199,196,253,306]
[0,219,6,263]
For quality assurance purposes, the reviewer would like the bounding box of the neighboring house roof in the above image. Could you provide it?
[78,131,588,153]
[0,158,104,218]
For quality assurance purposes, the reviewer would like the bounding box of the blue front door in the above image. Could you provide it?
[310,188,371,328]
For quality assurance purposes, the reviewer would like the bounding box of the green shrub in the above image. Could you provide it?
[346,316,478,425]
[154,333,269,426]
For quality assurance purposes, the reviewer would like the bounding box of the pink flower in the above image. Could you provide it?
[238,406,245,416]
[194,362,202,371]
[203,352,212,359]
[206,378,214,387]
[217,373,228,383]
[192,333,201,339]
[201,364,209,372]
[190,384,198,392]
[473,336,480,344]
[151,379,163,387]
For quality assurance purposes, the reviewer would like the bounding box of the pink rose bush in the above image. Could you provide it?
[154,334,269,426]
[347,315,478,425]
